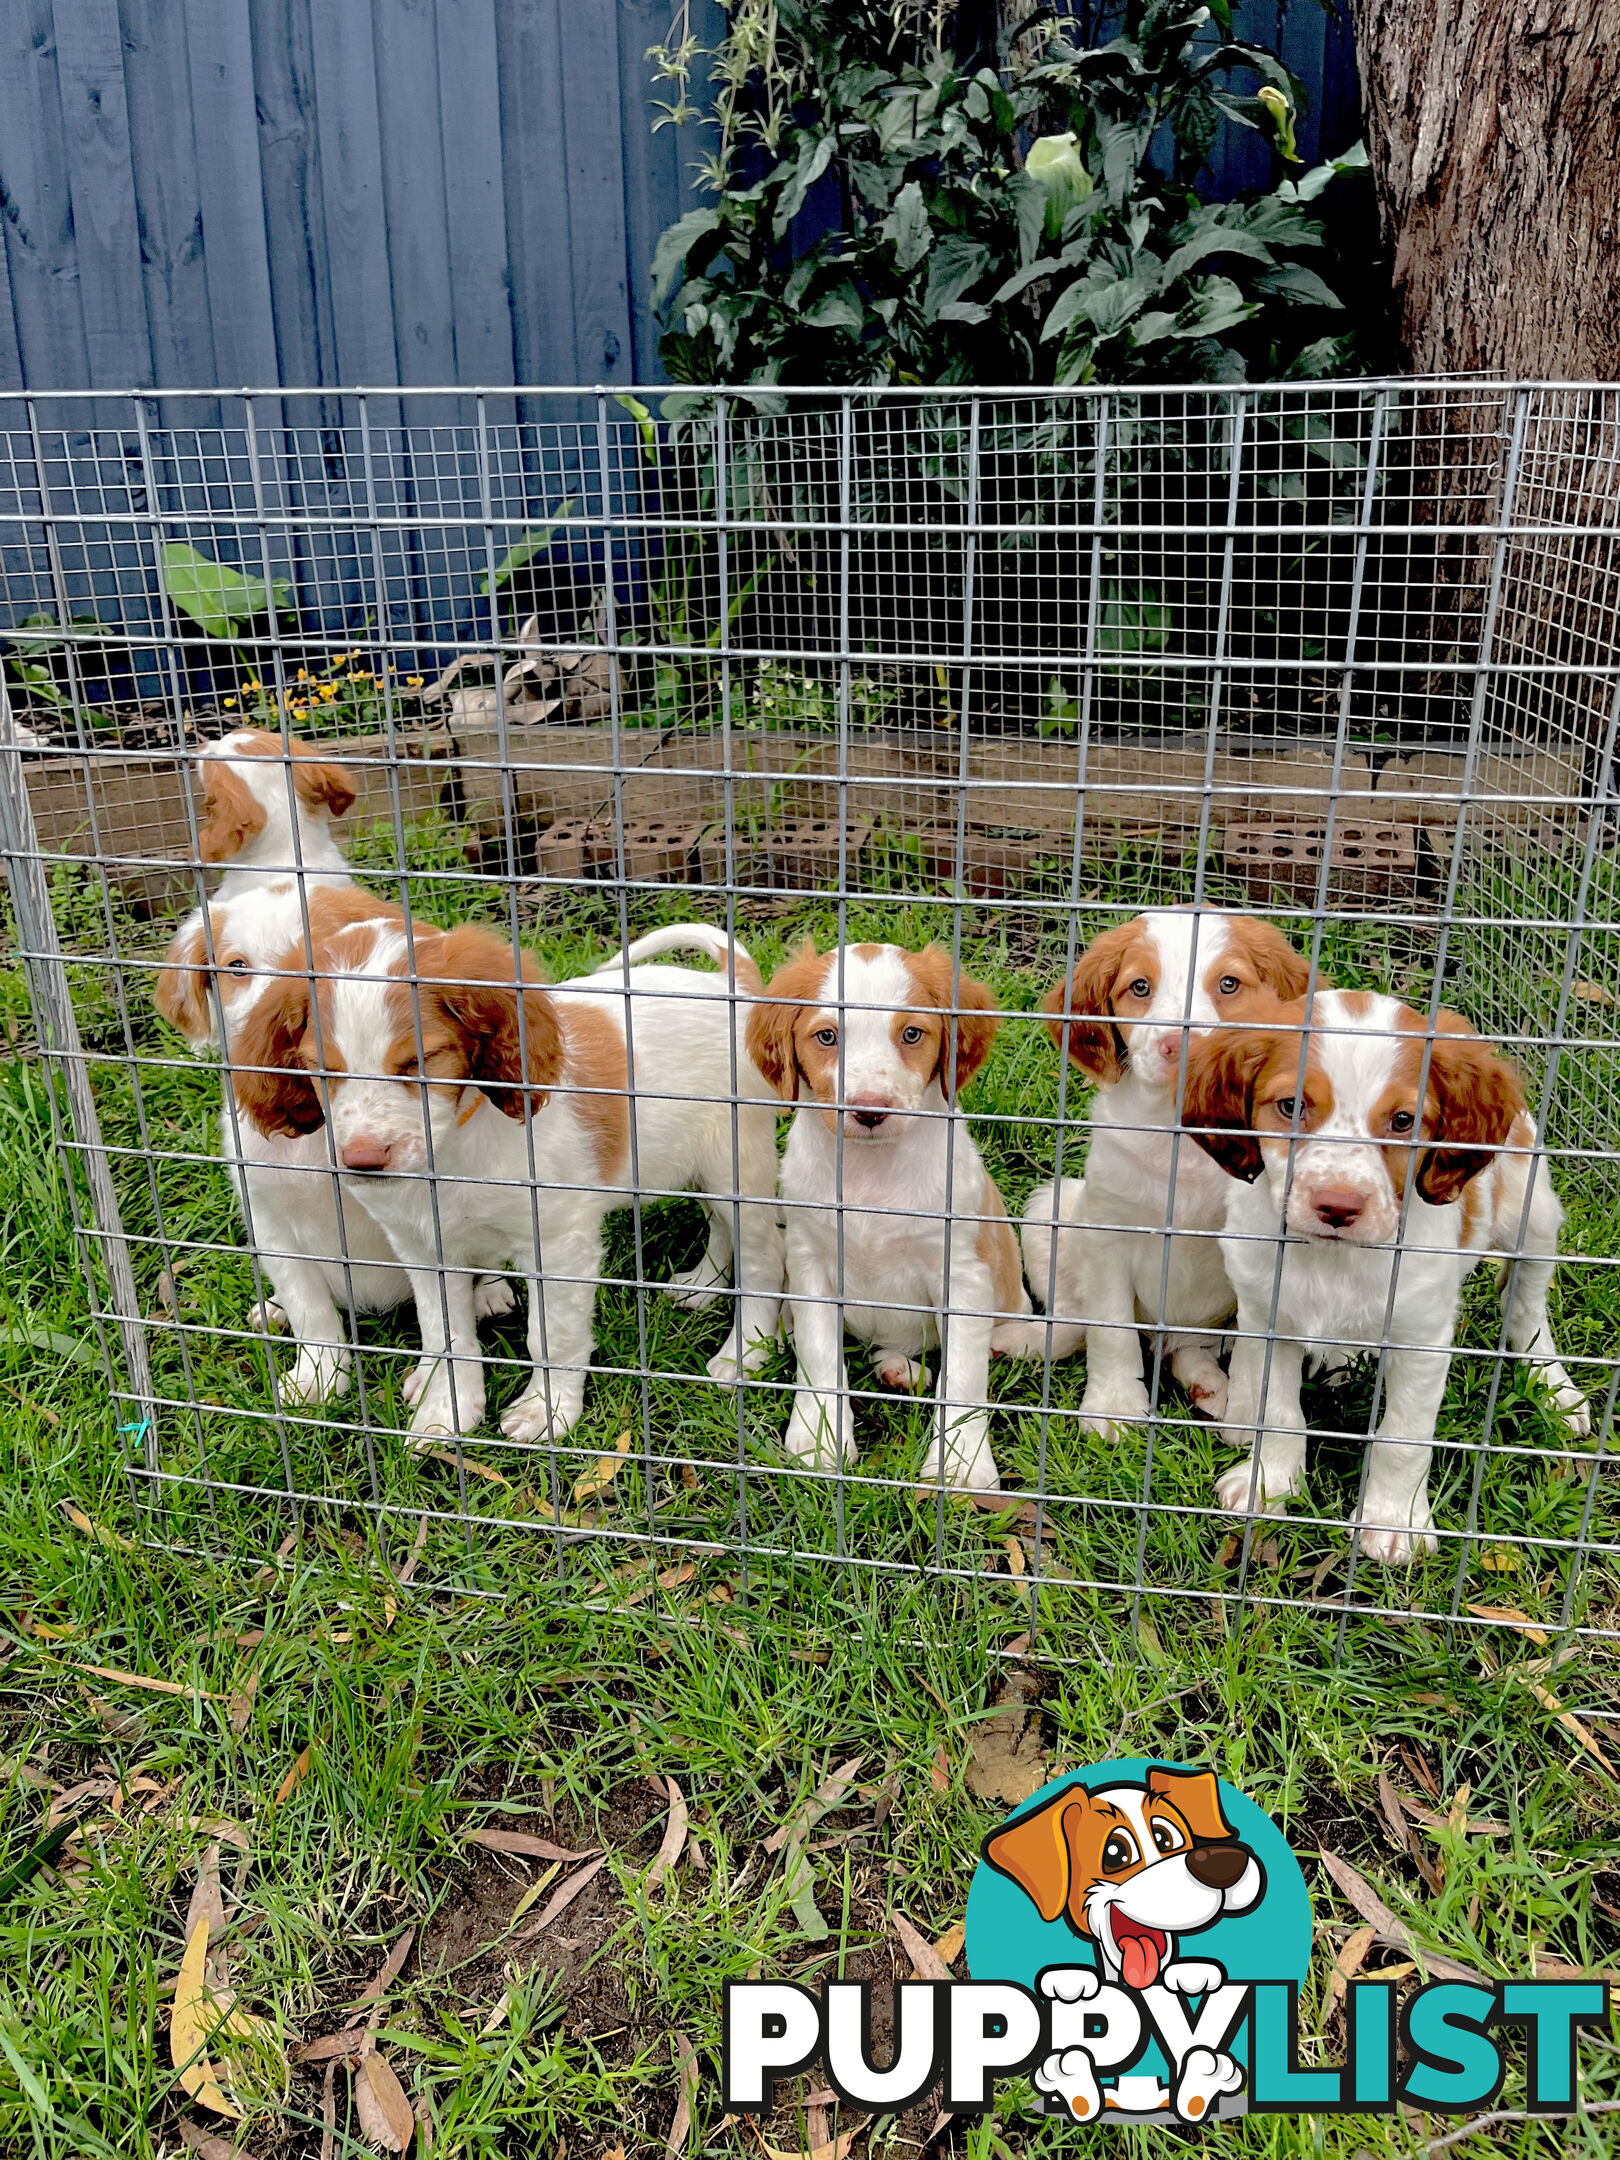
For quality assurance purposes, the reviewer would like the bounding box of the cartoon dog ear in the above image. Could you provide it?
[984,1789,1089,1925]
[1416,1023,1526,1207]
[1147,1767,1235,1845]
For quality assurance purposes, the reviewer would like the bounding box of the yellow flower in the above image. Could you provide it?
[240,677,262,694]
[318,682,338,700]
[351,669,372,683]
[406,674,424,688]
[223,696,237,708]
[296,667,309,682]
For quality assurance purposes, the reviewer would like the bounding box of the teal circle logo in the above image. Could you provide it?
[964,1758,1311,2124]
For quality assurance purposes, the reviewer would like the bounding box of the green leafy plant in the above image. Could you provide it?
[159,543,290,641]
[649,0,1366,387]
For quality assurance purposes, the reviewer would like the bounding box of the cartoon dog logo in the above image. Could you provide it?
[984,1765,1265,2123]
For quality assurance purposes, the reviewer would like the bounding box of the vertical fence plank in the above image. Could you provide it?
[183,0,279,388]
[112,0,217,389]
[555,0,633,385]
[435,0,515,394]
[0,0,90,393]
[493,0,577,387]
[616,0,726,383]
[51,0,153,388]
[248,0,334,388]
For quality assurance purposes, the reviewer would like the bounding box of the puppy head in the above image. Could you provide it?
[196,729,358,864]
[1043,911,1311,1091]
[985,1769,1260,1984]
[748,942,998,1139]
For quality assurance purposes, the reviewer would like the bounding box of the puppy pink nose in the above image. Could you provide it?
[342,1137,391,1172]
[847,1096,892,1131]
[1312,1186,1365,1229]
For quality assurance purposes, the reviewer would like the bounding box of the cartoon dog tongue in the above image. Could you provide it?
[1112,1913,1166,1990]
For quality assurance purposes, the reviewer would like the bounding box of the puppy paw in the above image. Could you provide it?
[784,1396,855,1470]
[1078,1380,1154,1438]
[874,1350,928,1392]
[990,1317,1081,1362]
[663,1260,727,1312]
[1214,1459,1291,1516]
[1355,1517,1437,1565]
[472,1275,517,1322]
[406,1373,485,1446]
[1173,2046,1244,2124]
[706,1329,775,1385]
[500,1386,583,1445]
[920,1420,1001,1495]
[1159,1959,1224,1996]
[1040,1966,1101,2004]
[281,1347,351,1405]
[1539,1363,1592,1436]
[1034,2047,1102,2124]
[248,1298,288,1335]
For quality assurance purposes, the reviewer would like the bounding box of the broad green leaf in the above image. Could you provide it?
[1290,140,1371,202]
[479,501,579,596]
[881,180,933,274]
[803,281,865,331]
[2,1319,92,1365]
[651,209,720,305]
[1159,225,1275,288]
[923,237,991,325]
[1252,263,1345,309]
[1175,274,1259,340]
[1042,271,1149,344]
[160,544,286,638]
[772,133,835,236]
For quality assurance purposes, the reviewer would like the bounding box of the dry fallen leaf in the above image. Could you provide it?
[893,1911,952,1982]
[228,1671,259,1738]
[514,1854,608,1940]
[175,2122,252,2160]
[1465,1602,1551,1648]
[421,1448,508,1486]
[928,1746,950,1795]
[931,1919,965,1968]
[83,1692,147,1742]
[1003,1536,1026,1578]
[644,1778,688,1891]
[1479,1548,1521,1573]
[72,1661,211,1700]
[508,1864,561,1924]
[573,1431,633,1506]
[354,2050,415,2153]
[755,2126,864,2160]
[1326,1924,1375,2014]
[763,1756,867,1857]
[59,1500,134,1551]
[964,1671,1047,1808]
[170,1920,243,2119]
[666,2034,698,2157]
[350,1927,416,2017]
[186,1843,227,1947]
[1315,1850,1480,1984]
[272,1746,313,1806]
[463,1827,595,1862]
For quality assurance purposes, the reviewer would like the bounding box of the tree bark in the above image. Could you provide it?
[1349,0,1620,377]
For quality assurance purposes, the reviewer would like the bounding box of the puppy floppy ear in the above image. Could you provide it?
[429,924,562,1120]
[1147,1766,1235,1844]
[290,744,358,820]
[1041,922,1138,1084]
[984,1788,1088,1925]
[909,946,1000,1098]
[746,942,827,1103]
[230,966,323,1136]
[197,763,267,864]
[1181,1029,1282,1184]
[1416,1022,1525,1206]
[1236,916,1313,1000]
[154,917,213,1043]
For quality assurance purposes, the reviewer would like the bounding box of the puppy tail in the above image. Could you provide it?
[1018,1178,1072,1312]
[619,922,764,996]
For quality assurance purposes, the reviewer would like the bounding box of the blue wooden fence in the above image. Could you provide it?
[0,0,1361,397]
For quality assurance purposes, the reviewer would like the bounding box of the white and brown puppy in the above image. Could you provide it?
[747,942,1029,1490]
[1183,990,1591,1561]
[993,910,1312,1434]
[195,727,357,895]
[156,881,514,1403]
[231,919,784,1445]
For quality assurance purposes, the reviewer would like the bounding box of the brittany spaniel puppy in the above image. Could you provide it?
[194,727,357,895]
[1183,990,1590,1561]
[992,910,1311,1434]
[747,942,1028,1491]
[230,918,784,1445]
[156,881,513,1403]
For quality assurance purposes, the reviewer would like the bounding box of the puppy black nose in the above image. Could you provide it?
[1186,1842,1250,1891]
[851,1108,889,1130]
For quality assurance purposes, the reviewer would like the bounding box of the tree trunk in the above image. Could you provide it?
[1349,0,1620,377]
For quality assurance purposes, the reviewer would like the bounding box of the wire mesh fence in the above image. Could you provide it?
[1,379,1615,1646]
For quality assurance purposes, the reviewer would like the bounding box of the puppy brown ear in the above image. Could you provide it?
[1416,1023,1526,1206]
[154,919,212,1042]
[1041,921,1137,1084]
[290,745,358,820]
[1147,1766,1236,1844]
[746,942,827,1103]
[198,764,267,864]
[984,1789,1084,1925]
[230,968,323,1136]
[431,924,562,1119]
[910,946,1000,1098]
[1238,916,1313,999]
[1181,1029,1278,1184]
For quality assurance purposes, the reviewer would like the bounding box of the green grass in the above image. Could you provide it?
[2,833,1618,2156]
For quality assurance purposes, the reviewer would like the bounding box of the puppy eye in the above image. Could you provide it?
[225,957,249,974]
[1128,978,1151,999]
[1217,974,1241,996]
[814,1028,838,1047]
[1274,1096,1298,1121]
[398,1059,422,1079]
[1389,1109,1415,1134]
[1101,1832,1138,1873]
[1151,1819,1185,1855]
[900,1024,924,1045]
